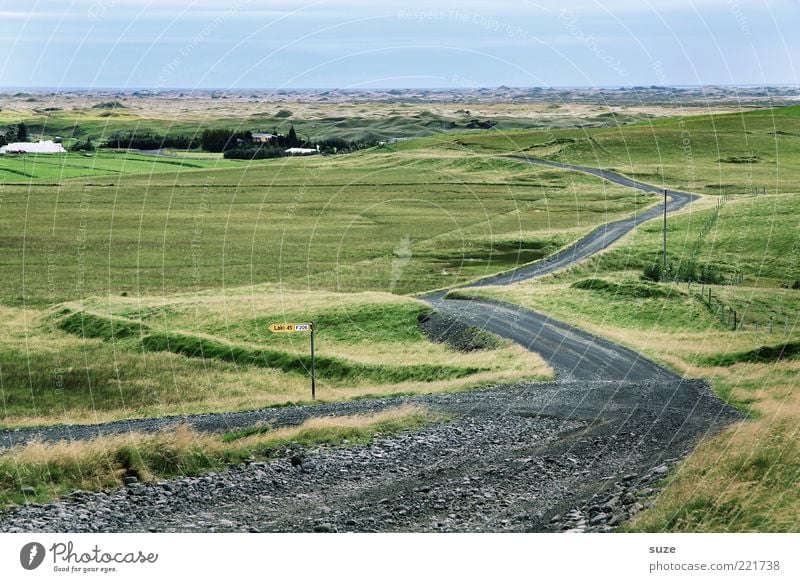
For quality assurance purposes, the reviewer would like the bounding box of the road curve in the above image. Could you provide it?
[427,296,676,382]
[423,156,700,382]
[0,158,694,448]
[472,157,700,286]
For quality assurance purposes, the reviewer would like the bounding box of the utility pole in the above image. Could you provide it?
[662,188,668,280]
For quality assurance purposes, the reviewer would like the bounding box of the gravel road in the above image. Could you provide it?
[0,158,741,533]
[0,379,740,533]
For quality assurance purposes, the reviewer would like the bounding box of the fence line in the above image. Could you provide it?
[688,281,796,333]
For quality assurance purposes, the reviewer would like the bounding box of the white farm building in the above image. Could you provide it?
[285,147,319,155]
[0,140,67,154]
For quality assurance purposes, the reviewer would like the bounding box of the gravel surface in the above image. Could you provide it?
[0,379,741,532]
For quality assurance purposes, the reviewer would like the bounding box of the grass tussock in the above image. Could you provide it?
[224,405,433,444]
[57,311,147,341]
[0,405,435,507]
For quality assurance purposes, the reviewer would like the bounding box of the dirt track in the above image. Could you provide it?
[0,159,741,533]
[0,378,740,533]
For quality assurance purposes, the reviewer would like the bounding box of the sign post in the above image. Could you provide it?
[268,321,316,399]
[310,321,315,400]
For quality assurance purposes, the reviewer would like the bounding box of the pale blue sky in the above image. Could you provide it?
[1,0,797,89]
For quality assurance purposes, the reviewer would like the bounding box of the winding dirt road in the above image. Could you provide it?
[0,158,740,533]
[424,156,700,381]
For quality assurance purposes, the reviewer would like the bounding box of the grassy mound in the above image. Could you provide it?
[243,302,433,344]
[58,310,485,384]
[141,332,482,383]
[57,310,147,341]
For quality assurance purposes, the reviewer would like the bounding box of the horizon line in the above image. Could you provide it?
[1,84,799,92]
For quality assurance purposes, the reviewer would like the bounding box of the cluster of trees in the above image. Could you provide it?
[200,129,253,153]
[217,126,304,158]
[0,122,29,146]
[0,120,381,156]
[102,132,195,150]
[70,137,96,152]
[99,126,309,153]
[211,126,302,150]
[316,137,376,154]
[222,132,379,159]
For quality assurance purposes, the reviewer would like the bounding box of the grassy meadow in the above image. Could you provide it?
[0,148,646,306]
[5,135,652,427]
[0,150,239,182]
[0,289,549,427]
[1,101,799,530]
[441,105,800,196]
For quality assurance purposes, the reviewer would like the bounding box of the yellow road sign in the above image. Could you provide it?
[269,322,312,333]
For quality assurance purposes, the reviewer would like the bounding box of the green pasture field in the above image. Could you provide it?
[0,150,239,182]
[0,289,549,427]
[570,190,800,288]
[0,148,646,306]
[435,105,800,195]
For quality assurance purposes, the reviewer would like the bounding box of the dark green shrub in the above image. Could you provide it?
[642,262,664,282]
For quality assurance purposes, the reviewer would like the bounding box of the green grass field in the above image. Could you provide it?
[0,150,238,182]
[4,133,652,427]
[1,103,799,530]
[0,289,549,427]
[0,148,645,306]
[431,105,800,196]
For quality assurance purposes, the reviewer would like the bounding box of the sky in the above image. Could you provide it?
[0,0,798,89]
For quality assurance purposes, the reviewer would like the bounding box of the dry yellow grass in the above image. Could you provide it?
[0,290,551,428]
[0,94,736,125]
[629,389,800,532]
[0,405,435,506]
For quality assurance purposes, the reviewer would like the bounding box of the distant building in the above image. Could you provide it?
[285,147,319,155]
[378,137,411,146]
[252,132,277,143]
[0,140,67,154]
